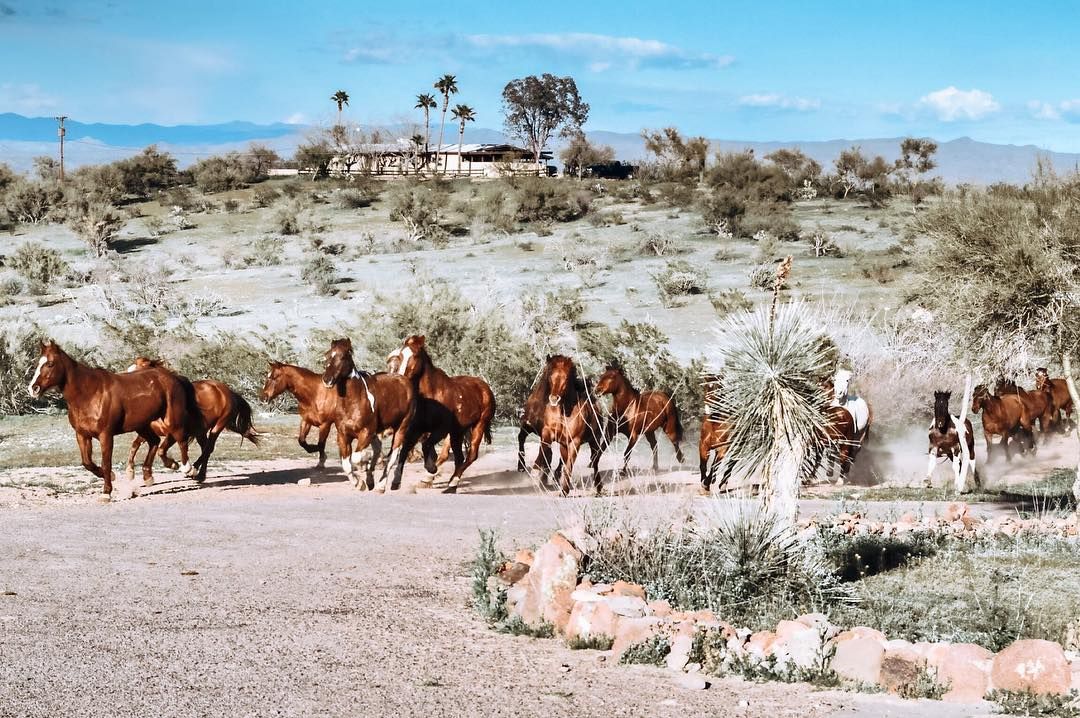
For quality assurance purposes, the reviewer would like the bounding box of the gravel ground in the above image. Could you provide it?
[0,456,999,718]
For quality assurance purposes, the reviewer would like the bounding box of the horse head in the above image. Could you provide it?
[28,340,67,398]
[594,364,623,396]
[396,335,427,380]
[261,361,288,401]
[971,384,990,413]
[544,355,577,408]
[386,348,403,374]
[932,390,953,432]
[1035,368,1050,392]
[832,368,853,403]
[322,338,356,388]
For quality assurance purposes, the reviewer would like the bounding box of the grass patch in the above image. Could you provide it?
[497,616,555,638]
[619,634,670,665]
[567,635,614,651]
[988,690,1080,717]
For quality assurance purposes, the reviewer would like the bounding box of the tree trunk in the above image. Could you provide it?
[1061,354,1080,504]
[435,102,448,175]
[763,397,800,529]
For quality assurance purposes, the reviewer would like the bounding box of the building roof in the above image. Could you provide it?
[336,141,552,159]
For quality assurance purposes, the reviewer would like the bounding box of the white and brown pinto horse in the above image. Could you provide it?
[811,368,872,484]
[925,390,977,492]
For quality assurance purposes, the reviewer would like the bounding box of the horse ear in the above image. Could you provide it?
[416,335,426,347]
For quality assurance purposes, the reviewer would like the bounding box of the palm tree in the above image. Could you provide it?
[331,90,350,127]
[408,133,425,175]
[432,74,458,173]
[415,93,437,169]
[450,104,476,176]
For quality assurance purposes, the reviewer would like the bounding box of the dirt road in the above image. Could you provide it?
[0,453,1000,718]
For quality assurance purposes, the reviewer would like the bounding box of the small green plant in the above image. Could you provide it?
[273,206,300,235]
[301,253,338,296]
[244,236,285,267]
[652,259,707,307]
[619,634,670,665]
[709,288,753,316]
[470,529,508,624]
[6,242,70,294]
[639,232,680,257]
[70,202,123,257]
[747,263,777,290]
[252,184,279,208]
[567,634,615,651]
[222,198,240,213]
[896,667,950,701]
[497,616,555,638]
[336,188,374,210]
[987,689,1080,717]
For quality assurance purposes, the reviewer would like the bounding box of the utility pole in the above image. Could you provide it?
[55,116,67,183]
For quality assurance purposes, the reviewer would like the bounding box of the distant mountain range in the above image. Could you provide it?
[2,112,1077,185]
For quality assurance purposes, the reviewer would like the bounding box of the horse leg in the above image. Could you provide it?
[76,432,108,499]
[336,428,360,488]
[620,430,638,478]
[984,430,993,463]
[155,435,179,471]
[442,431,466,494]
[126,435,144,481]
[418,432,444,486]
[361,434,381,489]
[560,439,581,497]
[666,415,685,464]
[1002,432,1011,462]
[517,426,529,472]
[698,448,713,496]
[834,444,850,486]
[645,431,659,472]
[925,449,938,488]
[378,420,412,493]
[98,432,124,499]
[136,428,160,488]
[435,436,452,468]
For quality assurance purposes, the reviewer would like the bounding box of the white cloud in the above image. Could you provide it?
[918,86,999,121]
[0,83,59,115]
[738,93,820,112]
[464,33,734,71]
[284,112,308,125]
[1028,99,1080,122]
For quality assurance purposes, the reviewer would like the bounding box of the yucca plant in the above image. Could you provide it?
[708,297,833,527]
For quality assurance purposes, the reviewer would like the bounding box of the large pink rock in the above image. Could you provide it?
[611,581,646,599]
[746,630,777,660]
[927,643,993,704]
[507,532,583,634]
[611,616,663,659]
[666,633,694,671]
[833,626,886,646]
[880,643,924,694]
[991,639,1071,695]
[831,637,884,685]
[772,622,823,672]
[565,598,619,642]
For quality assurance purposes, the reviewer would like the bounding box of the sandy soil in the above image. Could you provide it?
[0,448,1000,718]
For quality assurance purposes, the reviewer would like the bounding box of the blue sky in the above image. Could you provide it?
[3,0,1080,149]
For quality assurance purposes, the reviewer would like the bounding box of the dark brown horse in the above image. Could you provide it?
[925,390,977,489]
[28,341,197,500]
[698,375,734,494]
[395,335,495,493]
[323,338,416,491]
[971,384,1034,462]
[537,355,606,496]
[995,378,1055,437]
[125,357,259,482]
[595,364,684,476]
[261,362,338,467]
[1035,368,1074,432]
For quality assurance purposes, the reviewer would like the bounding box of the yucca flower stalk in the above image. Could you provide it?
[708,301,833,528]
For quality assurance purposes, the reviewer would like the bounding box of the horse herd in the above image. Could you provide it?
[25,337,1076,501]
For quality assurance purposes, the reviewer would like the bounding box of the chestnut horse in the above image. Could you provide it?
[125,357,259,482]
[809,370,872,485]
[971,384,1034,462]
[698,375,734,494]
[261,362,338,467]
[925,390,977,490]
[537,355,606,496]
[995,378,1054,437]
[323,338,416,491]
[28,341,196,500]
[1035,368,1074,432]
[395,335,495,493]
[595,364,685,476]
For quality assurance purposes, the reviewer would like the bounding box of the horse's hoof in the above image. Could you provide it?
[97,493,112,504]
[697,486,711,497]
[125,468,136,481]
[441,485,458,494]
[143,475,155,487]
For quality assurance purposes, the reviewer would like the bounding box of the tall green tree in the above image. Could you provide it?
[433,75,458,173]
[330,90,350,127]
[415,92,437,165]
[450,104,476,175]
[502,74,589,171]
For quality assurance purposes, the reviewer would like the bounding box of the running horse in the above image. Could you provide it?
[125,357,259,482]
[322,338,416,491]
[537,355,606,496]
[970,384,1034,462]
[995,377,1055,439]
[925,390,977,491]
[394,335,496,493]
[698,374,734,495]
[1035,368,1074,432]
[594,363,685,476]
[810,368,872,484]
[27,341,198,500]
[261,362,339,467]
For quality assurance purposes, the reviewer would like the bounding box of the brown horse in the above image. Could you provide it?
[925,390,977,489]
[395,335,495,493]
[971,384,1034,462]
[698,375,734,494]
[1035,368,1074,432]
[995,378,1055,437]
[323,338,416,491]
[595,364,685,476]
[124,357,259,482]
[537,355,606,496]
[261,362,338,467]
[808,372,872,485]
[28,341,196,500]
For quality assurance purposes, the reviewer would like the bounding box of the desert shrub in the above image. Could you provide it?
[857,257,897,284]
[388,182,450,244]
[656,181,695,209]
[162,186,195,211]
[301,253,338,296]
[708,151,792,203]
[652,259,707,307]
[0,276,22,304]
[470,529,508,624]
[747,264,777,290]
[335,188,374,210]
[513,178,591,223]
[143,215,166,237]
[0,323,57,415]
[462,185,516,234]
[251,184,279,208]
[273,206,300,235]
[808,228,841,257]
[68,202,123,257]
[988,690,1080,717]
[6,242,71,295]
[581,504,854,630]
[548,233,612,283]
[709,288,753,316]
[620,634,670,665]
[816,530,941,582]
[5,181,62,224]
[222,198,240,213]
[700,188,745,236]
[753,230,780,263]
[638,233,681,257]
[192,153,251,193]
[243,236,285,267]
[116,146,180,199]
[741,207,800,240]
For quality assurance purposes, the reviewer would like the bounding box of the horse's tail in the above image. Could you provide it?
[228,394,260,446]
[484,422,493,445]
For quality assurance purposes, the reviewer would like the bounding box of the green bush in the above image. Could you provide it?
[336,188,374,210]
[5,181,62,224]
[513,178,591,223]
[388,182,450,243]
[0,323,56,415]
[6,242,71,294]
[651,259,707,307]
[620,634,670,665]
[709,288,753,316]
[470,529,509,624]
[747,264,777,290]
[300,253,338,296]
[192,153,252,193]
[273,207,300,235]
[244,236,285,266]
[69,202,123,257]
[252,185,279,208]
[162,186,195,211]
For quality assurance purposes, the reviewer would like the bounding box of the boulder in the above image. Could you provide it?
[666,633,694,672]
[942,501,969,522]
[507,532,583,634]
[746,631,777,660]
[927,643,993,704]
[880,643,924,694]
[611,581,646,599]
[513,548,534,566]
[991,639,1071,695]
[611,616,663,659]
[673,672,708,690]
[646,600,673,618]
[773,623,823,672]
[496,560,530,587]
[565,598,619,643]
[605,594,648,618]
[831,637,884,685]
[833,626,886,646]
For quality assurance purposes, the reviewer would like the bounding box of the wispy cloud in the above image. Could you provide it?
[464,32,734,71]
[738,93,820,112]
[1027,99,1080,122]
[918,86,999,121]
[0,82,59,115]
[0,3,15,18]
